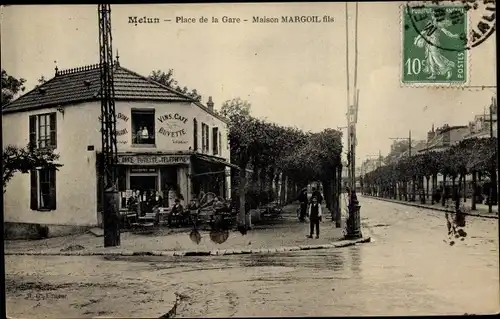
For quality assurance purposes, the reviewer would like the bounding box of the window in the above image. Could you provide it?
[29,113,57,149]
[131,110,155,145]
[212,127,219,155]
[193,118,198,151]
[30,168,56,210]
[201,123,209,153]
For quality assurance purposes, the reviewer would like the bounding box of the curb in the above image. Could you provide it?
[364,195,498,219]
[4,237,371,257]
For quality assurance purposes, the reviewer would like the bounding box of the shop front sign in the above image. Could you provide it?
[118,154,190,165]
[157,112,189,144]
[98,112,129,144]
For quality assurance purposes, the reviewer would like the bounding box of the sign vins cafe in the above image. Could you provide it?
[157,113,188,138]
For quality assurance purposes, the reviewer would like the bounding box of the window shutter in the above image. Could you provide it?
[219,131,222,155]
[49,113,57,148]
[29,116,37,148]
[49,169,57,210]
[205,126,210,152]
[30,170,38,210]
[212,127,218,155]
[193,119,198,151]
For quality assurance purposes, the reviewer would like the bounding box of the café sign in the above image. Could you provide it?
[118,154,190,165]
[157,113,188,142]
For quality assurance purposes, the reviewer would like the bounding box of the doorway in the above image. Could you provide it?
[130,175,158,192]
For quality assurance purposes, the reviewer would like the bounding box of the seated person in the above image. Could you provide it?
[168,198,184,227]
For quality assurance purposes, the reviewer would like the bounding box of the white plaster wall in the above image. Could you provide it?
[2,99,231,225]
[2,102,100,226]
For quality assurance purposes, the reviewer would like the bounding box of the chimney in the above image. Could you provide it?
[427,130,435,143]
[207,96,214,111]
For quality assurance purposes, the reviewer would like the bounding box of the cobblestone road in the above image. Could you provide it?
[5,196,499,317]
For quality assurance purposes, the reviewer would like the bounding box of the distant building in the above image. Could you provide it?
[463,109,497,140]
[359,158,382,176]
[418,124,470,154]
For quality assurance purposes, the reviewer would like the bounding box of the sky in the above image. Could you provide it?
[1,2,496,164]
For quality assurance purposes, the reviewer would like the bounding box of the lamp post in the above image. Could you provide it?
[343,1,362,240]
[345,119,362,239]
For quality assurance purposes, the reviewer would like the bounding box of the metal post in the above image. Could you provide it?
[495,95,499,216]
[98,4,120,247]
[489,98,496,214]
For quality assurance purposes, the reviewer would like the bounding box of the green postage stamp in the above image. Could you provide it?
[402,4,468,85]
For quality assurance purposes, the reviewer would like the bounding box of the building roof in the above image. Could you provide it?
[2,63,229,124]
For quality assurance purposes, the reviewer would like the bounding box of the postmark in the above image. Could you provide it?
[406,0,496,51]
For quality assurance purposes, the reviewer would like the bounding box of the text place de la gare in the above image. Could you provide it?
[128,15,335,26]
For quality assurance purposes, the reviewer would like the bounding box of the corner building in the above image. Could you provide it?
[2,63,235,235]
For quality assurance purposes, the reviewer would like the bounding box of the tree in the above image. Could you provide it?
[1,69,26,106]
[3,144,63,191]
[220,97,251,119]
[148,69,202,101]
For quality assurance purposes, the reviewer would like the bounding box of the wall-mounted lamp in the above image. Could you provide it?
[57,107,65,115]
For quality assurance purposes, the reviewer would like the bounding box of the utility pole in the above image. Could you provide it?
[345,1,362,240]
[488,96,497,214]
[495,95,499,216]
[98,4,120,247]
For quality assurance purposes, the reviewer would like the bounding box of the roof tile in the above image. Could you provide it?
[2,64,194,113]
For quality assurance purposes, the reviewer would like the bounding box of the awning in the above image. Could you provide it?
[193,154,241,170]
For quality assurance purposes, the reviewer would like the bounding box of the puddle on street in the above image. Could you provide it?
[237,249,350,272]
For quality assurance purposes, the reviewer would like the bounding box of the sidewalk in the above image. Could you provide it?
[4,204,371,256]
[363,195,499,219]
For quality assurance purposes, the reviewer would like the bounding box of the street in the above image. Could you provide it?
[5,196,499,317]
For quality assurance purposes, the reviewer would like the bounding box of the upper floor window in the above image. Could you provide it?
[29,113,57,149]
[30,168,56,211]
[201,123,209,153]
[193,118,198,151]
[132,110,155,145]
[212,127,219,155]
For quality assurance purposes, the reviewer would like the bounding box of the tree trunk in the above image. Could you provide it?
[403,181,408,201]
[238,164,248,228]
[462,173,467,203]
[471,170,477,210]
[442,174,447,206]
[411,176,416,202]
[323,180,331,211]
[426,176,430,203]
[491,166,498,204]
[280,173,286,205]
[420,176,425,204]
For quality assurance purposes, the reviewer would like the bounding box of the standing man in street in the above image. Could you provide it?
[307,196,322,238]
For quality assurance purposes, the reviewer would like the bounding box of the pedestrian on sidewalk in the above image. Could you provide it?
[297,187,308,222]
[307,196,322,239]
